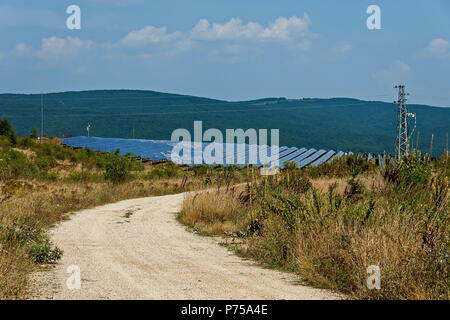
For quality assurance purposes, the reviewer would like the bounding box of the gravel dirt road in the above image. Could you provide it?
[31,192,340,300]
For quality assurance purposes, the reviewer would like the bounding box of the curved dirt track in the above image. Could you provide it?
[31,192,340,300]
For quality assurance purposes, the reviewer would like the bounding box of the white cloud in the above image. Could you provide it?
[426,38,449,58]
[15,15,315,63]
[332,42,352,53]
[191,14,315,48]
[113,15,316,57]
[12,43,30,56]
[192,18,259,40]
[37,36,93,58]
[372,60,412,86]
[119,26,179,47]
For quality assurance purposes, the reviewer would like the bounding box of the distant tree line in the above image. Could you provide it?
[0,118,38,145]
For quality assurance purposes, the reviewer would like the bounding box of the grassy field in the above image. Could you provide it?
[0,133,250,299]
[179,155,450,300]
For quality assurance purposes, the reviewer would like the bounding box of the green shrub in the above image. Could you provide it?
[306,155,376,178]
[260,192,307,232]
[399,163,431,187]
[0,148,36,180]
[247,214,297,271]
[283,161,298,171]
[103,152,133,184]
[33,154,57,171]
[0,118,17,146]
[344,177,366,201]
[0,136,11,147]
[125,153,144,171]
[28,235,63,264]
[257,168,311,195]
[147,167,169,179]
[36,171,58,181]
[0,217,62,264]
[165,163,183,177]
[66,171,103,183]
[147,164,184,180]
[29,128,38,139]
[384,155,431,188]
[0,146,63,181]
[17,137,35,148]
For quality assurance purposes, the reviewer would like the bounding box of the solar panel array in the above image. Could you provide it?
[62,136,388,168]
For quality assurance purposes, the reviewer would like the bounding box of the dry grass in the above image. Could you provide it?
[178,167,449,300]
[310,174,386,195]
[0,242,32,298]
[0,176,217,299]
[179,187,248,234]
[290,196,448,299]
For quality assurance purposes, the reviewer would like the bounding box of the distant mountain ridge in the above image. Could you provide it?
[0,89,448,154]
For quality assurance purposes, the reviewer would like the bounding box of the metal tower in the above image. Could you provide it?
[41,94,44,141]
[394,85,416,159]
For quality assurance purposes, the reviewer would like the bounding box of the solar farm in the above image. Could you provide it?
[62,136,388,168]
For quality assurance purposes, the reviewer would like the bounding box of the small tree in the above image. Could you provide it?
[0,118,18,146]
[103,151,133,184]
[30,128,38,139]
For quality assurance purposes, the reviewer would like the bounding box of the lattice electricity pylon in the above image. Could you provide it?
[394,85,416,159]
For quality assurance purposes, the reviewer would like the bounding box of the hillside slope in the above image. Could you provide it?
[0,90,448,154]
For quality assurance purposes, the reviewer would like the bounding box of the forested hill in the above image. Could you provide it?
[0,90,448,154]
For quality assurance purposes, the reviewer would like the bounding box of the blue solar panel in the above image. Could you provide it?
[237,144,255,167]
[297,150,327,168]
[278,148,307,164]
[332,151,345,160]
[288,149,316,167]
[377,154,382,168]
[64,136,177,161]
[257,145,280,167]
[277,147,298,158]
[309,150,336,167]
[62,136,380,168]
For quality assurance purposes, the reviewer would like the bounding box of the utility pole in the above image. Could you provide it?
[40,93,44,143]
[394,85,416,159]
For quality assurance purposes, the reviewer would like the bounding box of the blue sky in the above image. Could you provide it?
[0,0,449,106]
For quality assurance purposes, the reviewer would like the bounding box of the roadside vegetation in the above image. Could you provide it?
[1,116,448,300]
[0,119,250,299]
[179,154,450,300]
